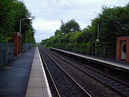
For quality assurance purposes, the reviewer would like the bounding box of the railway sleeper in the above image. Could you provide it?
[112,85,126,89]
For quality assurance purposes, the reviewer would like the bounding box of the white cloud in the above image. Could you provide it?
[40,1,48,6]
[23,0,129,42]
[33,18,60,31]
[32,18,60,42]
[59,0,71,7]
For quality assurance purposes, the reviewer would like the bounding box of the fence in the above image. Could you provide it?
[0,42,33,68]
[94,47,116,59]
[55,45,116,59]
[22,43,33,53]
[0,43,14,68]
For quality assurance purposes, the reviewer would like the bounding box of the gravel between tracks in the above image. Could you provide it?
[50,51,122,97]
[40,47,90,97]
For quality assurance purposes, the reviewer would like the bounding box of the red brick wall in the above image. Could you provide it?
[14,32,21,56]
[116,37,129,62]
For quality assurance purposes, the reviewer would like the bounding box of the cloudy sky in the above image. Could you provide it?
[22,0,129,42]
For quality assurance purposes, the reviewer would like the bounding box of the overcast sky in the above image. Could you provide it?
[22,0,129,42]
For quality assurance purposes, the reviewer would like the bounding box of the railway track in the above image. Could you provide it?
[50,48,129,97]
[38,46,91,97]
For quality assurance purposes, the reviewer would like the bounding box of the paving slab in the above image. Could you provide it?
[0,47,35,97]
[26,47,52,97]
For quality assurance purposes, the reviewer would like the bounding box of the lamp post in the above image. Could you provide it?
[96,23,99,42]
[19,17,33,34]
[90,21,100,55]
[90,21,99,42]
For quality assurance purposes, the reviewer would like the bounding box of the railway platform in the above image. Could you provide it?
[50,48,129,73]
[0,47,51,97]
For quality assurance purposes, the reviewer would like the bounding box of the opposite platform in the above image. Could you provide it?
[26,47,52,97]
[51,48,129,72]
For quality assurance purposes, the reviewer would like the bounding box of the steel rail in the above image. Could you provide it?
[39,46,92,97]
[38,47,61,97]
[50,49,129,97]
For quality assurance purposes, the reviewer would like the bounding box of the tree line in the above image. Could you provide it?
[40,3,129,58]
[0,0,36,45]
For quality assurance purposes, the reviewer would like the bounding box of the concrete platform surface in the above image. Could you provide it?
[0,47,52,97]
[26,47,52,97]
[51,48,129,71]
[0,47,35,96]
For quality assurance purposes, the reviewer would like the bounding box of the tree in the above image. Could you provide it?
[14,0,31,33]
[0,0,15,40]
[60,19,80,34]
[60,20,66,34]
[54,29,62,36]
[13,0,35,44]
[0,0,36,45]
[91,5,129,47]
[65,19,80,33]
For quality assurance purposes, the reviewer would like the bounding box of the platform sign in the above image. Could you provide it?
[5,37,13,42]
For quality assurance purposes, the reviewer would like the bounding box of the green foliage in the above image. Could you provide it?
[92,5,129,47]
[54,29,62,36]
[0,0,15,35]
[14,0,31,33]
[26,28,36,46]
[60,19,80,34]
[0,0,36,45]
[41,3,129,58]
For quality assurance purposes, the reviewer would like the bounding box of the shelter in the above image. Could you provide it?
[14,32,21,56]
[116,36,129,62]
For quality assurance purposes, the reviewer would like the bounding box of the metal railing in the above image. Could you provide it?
[54,45,116,59]
[0,42,33,68]
[0,42,14,68]
[22,43,33,53]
